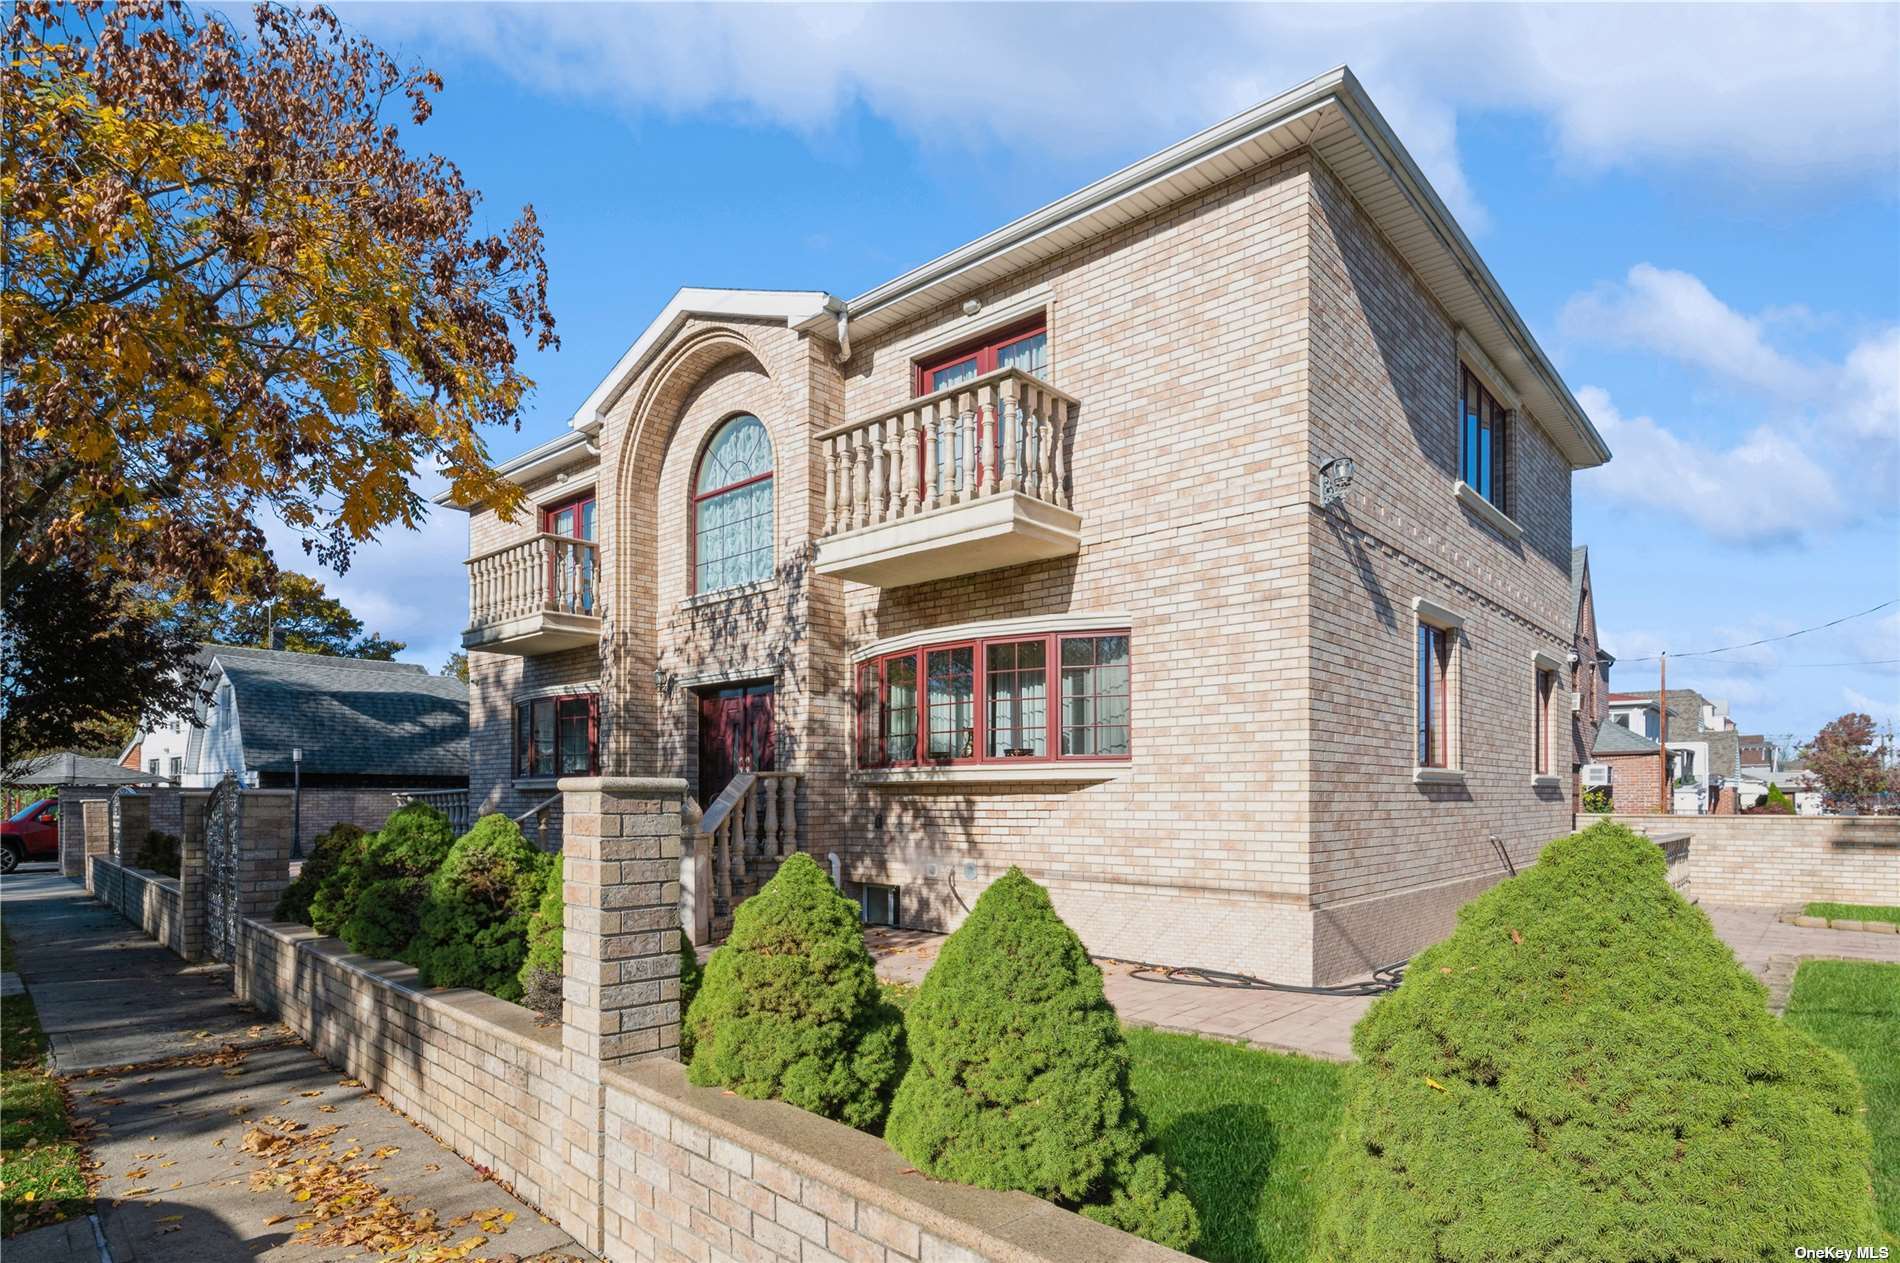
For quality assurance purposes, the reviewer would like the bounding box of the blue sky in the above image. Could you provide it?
[289,3,1900,748]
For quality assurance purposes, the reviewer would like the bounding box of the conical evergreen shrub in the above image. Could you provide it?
[1313,820,1881,1262]
[410,814,553,1000]
[684,853,904,1128]
[517,854,565,1017]
[277,822,366,926]
[332,803,456,959]
[885,868,1197,1252]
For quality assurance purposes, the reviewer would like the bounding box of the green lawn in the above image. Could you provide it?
[0,930,89,1237]
[1803,902,1900,927]
[1784,959,1900,1243]
[1124,1028,1345,1263]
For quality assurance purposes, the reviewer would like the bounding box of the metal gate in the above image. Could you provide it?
[204,775,241,963]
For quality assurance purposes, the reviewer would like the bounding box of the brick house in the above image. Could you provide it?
[438,67,1611,984]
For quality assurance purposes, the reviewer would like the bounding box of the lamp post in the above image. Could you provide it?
[291,746,304,860]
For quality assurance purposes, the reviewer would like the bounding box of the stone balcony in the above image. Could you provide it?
[812,367,1081,588]
[462,533,603,656]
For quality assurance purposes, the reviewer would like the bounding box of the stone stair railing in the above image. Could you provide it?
[683,771,801,944]
[817,367,1076,540]
[465,533,602,631]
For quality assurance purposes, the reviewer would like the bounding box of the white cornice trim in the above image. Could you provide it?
[851,613,1134,663]
[1412,596,1466,632]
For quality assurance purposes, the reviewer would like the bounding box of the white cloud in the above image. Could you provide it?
[341,3,1900,235]
[1559,265,1815,396]
[1575,386,1846,544]
[1843,686,1900,727]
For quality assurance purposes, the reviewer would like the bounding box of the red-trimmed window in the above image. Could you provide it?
[543,493,596,541]
[515,693,599,779]
[1417,623,1452,768]
[693,415,774,594]
[855,629,1131,768]
[915,318,1049,395]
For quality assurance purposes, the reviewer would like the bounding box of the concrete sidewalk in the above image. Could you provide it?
[1,868,593,1263]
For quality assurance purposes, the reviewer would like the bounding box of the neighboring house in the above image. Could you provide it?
[1738,733,1781,778]
[1587,720,1665,813]
[125,645,469,791]
[438,67,1611,985]
[1568,545,1612,789]
[1607,687,1743,815]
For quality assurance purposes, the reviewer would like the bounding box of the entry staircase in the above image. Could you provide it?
[683,771,801,944]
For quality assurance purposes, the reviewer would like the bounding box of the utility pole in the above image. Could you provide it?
[1658,652,1670,815]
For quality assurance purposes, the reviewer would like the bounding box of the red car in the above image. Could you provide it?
[2,798,60,873]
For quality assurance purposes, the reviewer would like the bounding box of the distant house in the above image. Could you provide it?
[192,646,467,789]
[1569,546,1613,785]
[1587,720,1665,812]
[1606,687,1743,814]
[127,646,468,791]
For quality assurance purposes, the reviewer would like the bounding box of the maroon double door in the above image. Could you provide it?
[697,682,775,805]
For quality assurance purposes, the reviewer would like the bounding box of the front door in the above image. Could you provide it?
[697,682,775,805]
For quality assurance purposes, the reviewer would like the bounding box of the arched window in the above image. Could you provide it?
[693,414,774,593]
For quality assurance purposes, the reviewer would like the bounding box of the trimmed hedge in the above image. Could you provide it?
[410,815,552,1001]
[1313,820,1881,1261]
[131,829,181,878]
[326,804,455,960]
[275,823,366,925]
[677,934,703,1060]
[517,855,565,1018]
[685,854,904,1129]
[886,868,1198,1252]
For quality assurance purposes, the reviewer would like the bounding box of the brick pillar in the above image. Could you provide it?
[556,775,687,1254]
[58,789,86,880]
[82,799,111,892]
[179,791,212,961]
[234,790,293,919]
[117,792,151,867]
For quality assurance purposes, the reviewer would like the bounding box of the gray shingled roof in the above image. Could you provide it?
[1594,722,1661,756]
[1570,545,1588,628]
[205,646,467,779]
[8,752,169,786]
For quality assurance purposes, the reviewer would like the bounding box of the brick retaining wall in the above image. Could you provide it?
[233,919,582,1225]
[90,857,185,957]
[1603,813,1900,906]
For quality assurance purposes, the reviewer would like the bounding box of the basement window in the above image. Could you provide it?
[860,885,899,927]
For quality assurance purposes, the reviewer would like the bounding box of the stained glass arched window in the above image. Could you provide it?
[693,414,774,593]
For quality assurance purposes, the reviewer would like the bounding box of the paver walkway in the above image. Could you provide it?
[867,901,1900,1065]
[1,868,593,1263]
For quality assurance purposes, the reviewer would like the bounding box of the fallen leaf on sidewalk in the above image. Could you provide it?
[301,1091,323,1097]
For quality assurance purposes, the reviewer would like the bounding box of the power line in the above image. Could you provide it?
[1718,659,1900,670]
[1617,597,1899,664]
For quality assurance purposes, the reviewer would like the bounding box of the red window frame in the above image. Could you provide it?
[690,417,775,596]
[514,693,600,780]
[854,628,1131,769]
[1417,623,1452,768]
[912,316,1048,396]
[542,492,596,540]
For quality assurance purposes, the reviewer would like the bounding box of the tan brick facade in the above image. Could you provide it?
[457,142,1588,982]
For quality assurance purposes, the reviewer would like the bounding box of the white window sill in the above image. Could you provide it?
[1530,774,1562,790]
[679,579,778,611]
[1413,767,1467,786]
[1453,480,1525,542]
[512,778,560,791]
[853,764,1128,787]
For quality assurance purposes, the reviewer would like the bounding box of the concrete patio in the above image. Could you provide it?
[865,903,1900,1065]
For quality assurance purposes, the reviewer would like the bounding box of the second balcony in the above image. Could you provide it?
[463,534,603,656]
[813,367,1081,588]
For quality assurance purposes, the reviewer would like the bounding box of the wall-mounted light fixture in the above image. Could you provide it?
[1318,456,1358,510]
[961,298,983,317]
[652,666,674,698]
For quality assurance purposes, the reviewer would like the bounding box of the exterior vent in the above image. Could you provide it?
[1582,764,1611,787]
[860,884,899,927]
[1571,690,1583,713]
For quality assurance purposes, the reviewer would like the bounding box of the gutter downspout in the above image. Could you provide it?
[826,296,851,364]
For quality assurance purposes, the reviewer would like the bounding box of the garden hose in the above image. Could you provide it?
[1117,957,1407,997]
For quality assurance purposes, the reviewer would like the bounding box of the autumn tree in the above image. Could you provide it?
[2,1,552,752]
[1802,712,1898,812]
[2,0,554,602]
[165,571,403,658]
[441,651,469,682]
[1,563,201,771]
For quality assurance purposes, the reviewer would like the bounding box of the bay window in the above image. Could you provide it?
[515,693,599,779]
[857,629,1131,768]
